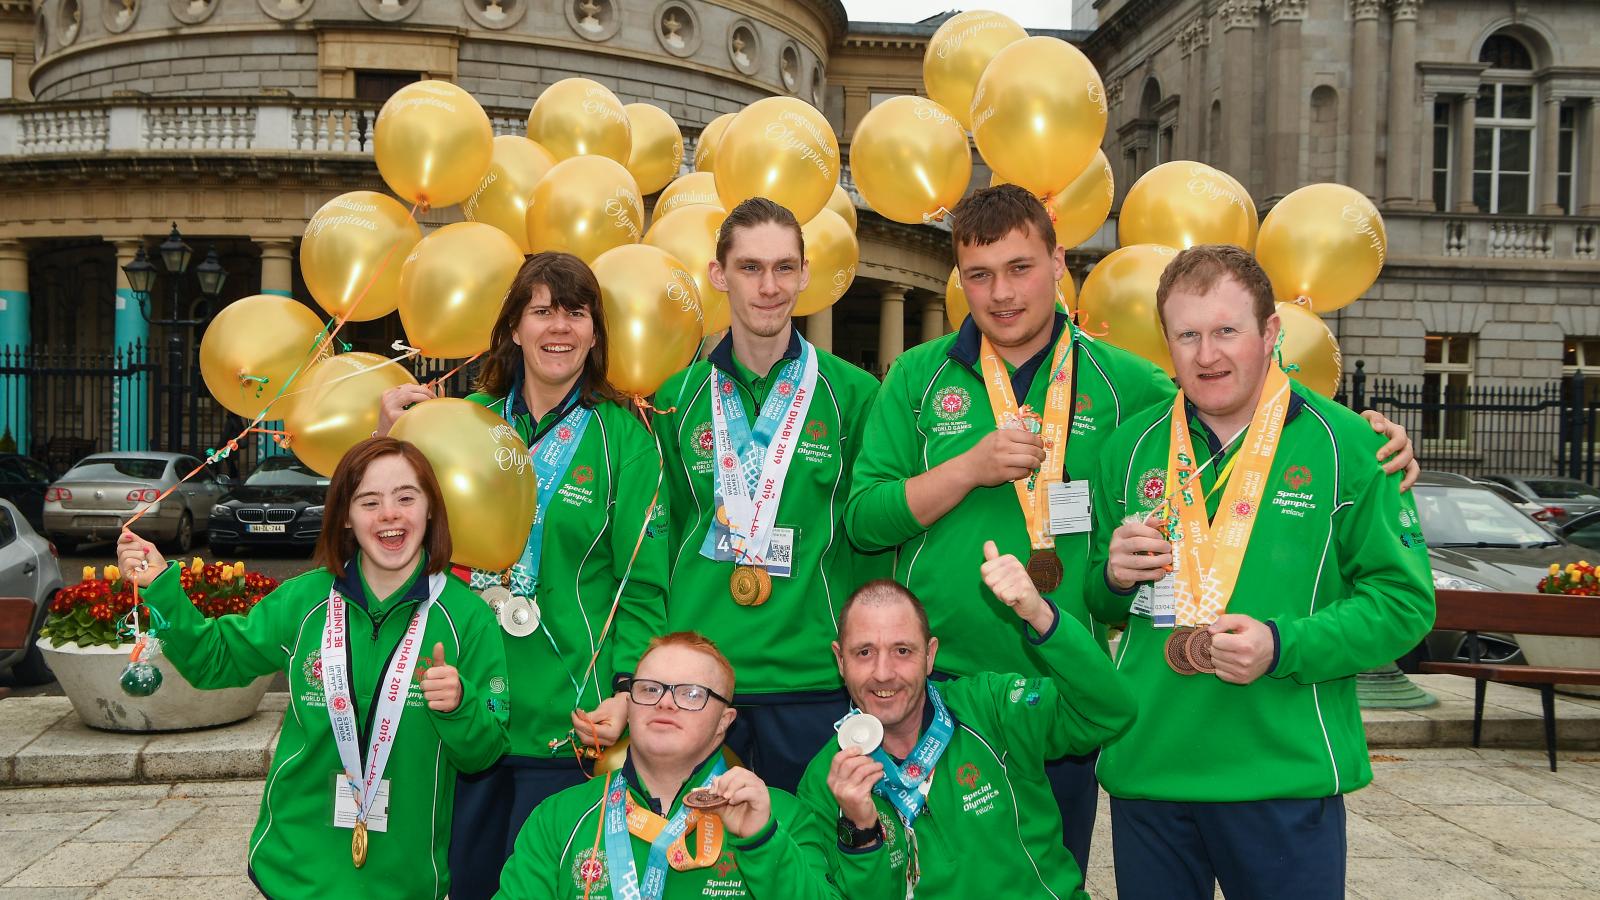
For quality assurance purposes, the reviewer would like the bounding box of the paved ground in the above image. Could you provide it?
[1,749,1597,899]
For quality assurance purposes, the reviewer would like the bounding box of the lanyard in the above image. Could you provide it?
[700,338,818,565]
[978,324,1076,550]
[602,758,728,900]
[867,683,954,824]
[321,572,443,824]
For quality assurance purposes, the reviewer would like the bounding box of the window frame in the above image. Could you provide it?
[1422,334,1475,449]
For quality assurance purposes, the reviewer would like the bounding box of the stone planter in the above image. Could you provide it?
[1514,634,1600,699]
[38,636,272,732]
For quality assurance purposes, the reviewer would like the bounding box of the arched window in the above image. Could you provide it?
[1207,100,1221,164]
[1309,86,1338,183]
[1473,32,1536,213]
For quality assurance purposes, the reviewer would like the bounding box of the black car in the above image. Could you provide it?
[0,454,55,532]
[208,456,328,556]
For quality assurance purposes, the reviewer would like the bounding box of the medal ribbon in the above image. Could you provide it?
[699,336,819,566]
[602,758,728,900]
[321,572,444,826]
[866,682,954,824]
[977,326,1075,551]
[1165,366,1291,627]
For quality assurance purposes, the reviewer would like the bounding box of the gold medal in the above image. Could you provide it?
[352,820,368,868]
[730,565,772,606]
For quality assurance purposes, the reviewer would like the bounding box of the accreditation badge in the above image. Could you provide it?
[1047,479,1092,535]
[333,773,390,832]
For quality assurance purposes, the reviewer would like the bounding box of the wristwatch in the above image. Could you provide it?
[836,815,884,849]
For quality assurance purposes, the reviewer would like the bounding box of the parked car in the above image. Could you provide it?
[0,454,55,532]
[1408,472,1581,668]
[1479,474,1600,522]
[43,452,230,553]
[1474,479,1562,525]
[208,456,328,557]
[0,498,65,686]
[1556,509,1600,553]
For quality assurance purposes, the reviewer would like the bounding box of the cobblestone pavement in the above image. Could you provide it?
[2,748,1597,898]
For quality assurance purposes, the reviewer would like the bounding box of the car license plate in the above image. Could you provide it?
[78,516,121,527]
[246,524,286,534]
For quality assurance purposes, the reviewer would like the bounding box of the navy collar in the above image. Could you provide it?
[949,311,1069,399]
[505,376,589,421]
[708,326,804,381]
[1183,385,1307,457]
[620,746,726,815]
[332,553,431,612]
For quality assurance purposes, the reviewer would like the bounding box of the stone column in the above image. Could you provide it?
[805,307,833,353]
[1453,94,1478,213]
[1417,91,1438,209]
[1265,0,1306,199]
[0,241,29,454]
[1383,0,1423,206]
[1177,25,1198,160]
[257,239,295,297]
[1220,0,1259,187]
[1582,99,1600,216]
[111,238,151,451]
[1187,20,1211,162]
[921,294,946,344]
[1537,91,1563,214]
[1348,0,1382,198]
[877,284,907,375]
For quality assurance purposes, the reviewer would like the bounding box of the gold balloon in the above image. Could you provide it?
[1274,301,1342,397]
[462,136,557,253]
[285,353,418,476]
[388,398,539,571]
[1076,244,1178,375]
[971,37,1107,199]
[644,205,729,333]
[398,222,525,359]
[945,264,1077,330]
[301,191,422,322]
[826,184,857,231]
[1118,161,1256,251]
[374,80,494,209]
[991,150,1115,250]
[1212,168,1259,250]
[526,77,632,163]
[794,209,858,317]
[924,10,1029,132]
[200,295,330,419]
[592,244,704,396]
[694,112,736,172]
[1255,183,1386,313]
[849,96,972,225]
[653,172,721,223]
[527,155,644,265]
[714,97,840,224]
[624,103,684,196]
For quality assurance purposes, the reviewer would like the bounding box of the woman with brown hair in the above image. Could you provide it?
[377,251,669,898]
[114,437,509,898]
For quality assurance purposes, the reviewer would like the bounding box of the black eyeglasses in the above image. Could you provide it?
[627,678,732,711]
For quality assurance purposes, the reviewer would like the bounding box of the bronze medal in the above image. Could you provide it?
[1165,628,1198,676]
[682,788,728,810]
[1186,627,1216,674]
[352,820,368,868]
[1026,549,1064,593]
[730,565,772,606]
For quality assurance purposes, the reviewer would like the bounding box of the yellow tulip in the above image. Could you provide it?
[1550,563,1561,575]
[105,564,120,581]
[234,561,246,573]
[82,565,95,582]
[192,556,204,572]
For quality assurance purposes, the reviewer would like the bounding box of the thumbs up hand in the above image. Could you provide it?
[980,540,1055,634]
[420,642,462,713]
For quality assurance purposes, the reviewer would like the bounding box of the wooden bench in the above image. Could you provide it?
[0,597,37,701]
[1419,589,1600,771]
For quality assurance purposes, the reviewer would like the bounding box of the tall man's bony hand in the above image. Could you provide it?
[376,383,438,437]
[707,766,772,839]
[961,428,1047,488]
[419,642,462,713]
[1105,520,1172,591]
[1360,410,1419,492]
[980,541,1054,635]
[1206,614,1276,684]
[572,694,627,748]
[826,747,885,830]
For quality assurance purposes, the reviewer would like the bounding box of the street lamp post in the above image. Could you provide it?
[121,224,228,453]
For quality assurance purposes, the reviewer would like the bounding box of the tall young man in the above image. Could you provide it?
[844,185,1416,872]
[655,197,884,793]
[1085,245,1435,899]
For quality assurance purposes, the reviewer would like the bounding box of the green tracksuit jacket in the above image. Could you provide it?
[655,329,885,695]
[495,751,846,899]
[796,606,1136,900]
[466,391,669,758]
[1084,383,1435,802]
[140,554,510,899]
[847,312,1175,678]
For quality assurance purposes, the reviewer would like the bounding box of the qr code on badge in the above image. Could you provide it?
[766,539,792,567]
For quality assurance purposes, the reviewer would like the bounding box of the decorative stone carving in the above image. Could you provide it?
[258,0,312,22]
[105,0,141,33]
[357,0,421,23]
[1390,0,1422,21]
[728,22,760,75]
[1350,0,1383,20]
[1266,0,1308,23]
[1218,0,1261,30]
[1188,17,1211,49]
[779,41,801,93]
[58,0,81,45]
[566,0,619,42]
[169,0,218,26]
[654,1,700,58]
[465,0,524,29]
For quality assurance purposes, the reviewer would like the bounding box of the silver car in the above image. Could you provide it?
[43,452,229,553]
[0,498,66,686]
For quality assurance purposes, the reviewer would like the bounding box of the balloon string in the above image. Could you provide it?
[1040,192,1059,224]
[1078,319,1110,339]
[427,350,486,391]
[921,206,953,224]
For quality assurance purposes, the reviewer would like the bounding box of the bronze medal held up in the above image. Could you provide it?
[682,788,729,810]
[1026,549,1064,593]
[730,565,772,606]
[1186,628,1217,674]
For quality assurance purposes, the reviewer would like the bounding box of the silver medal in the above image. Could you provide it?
[480,585,513,615]
[836,712,884,754]
[499,595,540,637]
